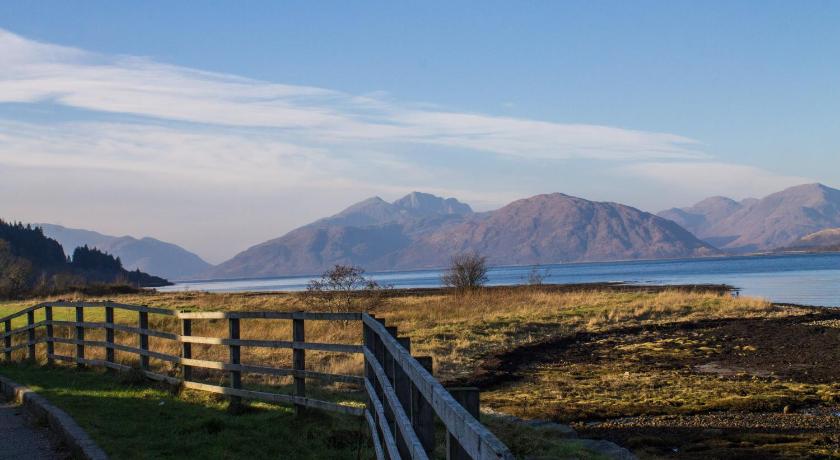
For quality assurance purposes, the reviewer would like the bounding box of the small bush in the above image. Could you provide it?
[303,264,388,313]
[441,252,489,292]
[526,266,551,286]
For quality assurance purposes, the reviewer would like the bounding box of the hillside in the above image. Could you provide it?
[780,228,840,253]
[39,224,211,280]
[207,192,718,279]
[0,220,169,298]
[659,183,840,253]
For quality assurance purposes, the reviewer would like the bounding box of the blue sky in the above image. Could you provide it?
[1,1,838,262]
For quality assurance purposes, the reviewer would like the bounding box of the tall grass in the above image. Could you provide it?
[1,287,792,384]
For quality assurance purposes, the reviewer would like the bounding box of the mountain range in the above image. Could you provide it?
[206,192,719,279]
[36,183,840,282]
[658,183,840,253]
[38,224,211,280]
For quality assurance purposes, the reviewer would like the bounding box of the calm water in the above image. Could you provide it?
[162,253,840,307]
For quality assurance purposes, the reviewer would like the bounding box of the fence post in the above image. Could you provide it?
[4,319,11,362]
[228,317,242,412]
[181,318,192,382]
[45,306,54,365]
[365,316,388,457]
[27,310,36,361]
[138,311,149,370]
[412,356,435,455]
[105,306,115,371]
[447,387,481,460]
[380,326,403,457]
[293,313,306,415]
[394,336,412,459]
[372,319,389,455]
[75,307,85,368]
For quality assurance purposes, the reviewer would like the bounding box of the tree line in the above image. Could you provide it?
[0,220,169,299]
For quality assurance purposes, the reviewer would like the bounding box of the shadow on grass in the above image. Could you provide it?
[0,363,372,460]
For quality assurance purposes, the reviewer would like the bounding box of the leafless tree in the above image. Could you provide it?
[303,264,387,313]
[441,252,488,291]
[526,266,551,286]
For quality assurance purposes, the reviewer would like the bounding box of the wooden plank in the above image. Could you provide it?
[0,320,47,339]
[0,304,45,324]
[395,337,412,459]
[181,318,192,381]
[177,335,361,353]
[362,314,514,460]
[47,301,174,316]
[105,307,115,367]
[364,350,429,460]
[447,388,481,460]
[75,307,85,369]
[293,314,305,415]
[26,311,36,360]
[365,379,403,460]
[48,321,177,340]
[139,311,150,370]
[46,354,182,386]
[365,409,387,460]
[180,381,364,417]
[3,340,44,354]
[2,319,10,361]
[176,311,361,321]
[412,356,435,455]
[110,323,178,341]
[228,317,242,410]
[45,307,54,365]
[50,339,180,363]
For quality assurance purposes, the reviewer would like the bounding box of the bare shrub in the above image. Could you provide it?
[441,252,489,292]
[526,266,551,286]
[303,264,387,313]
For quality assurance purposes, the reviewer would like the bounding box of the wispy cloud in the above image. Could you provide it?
[0,27,807,261]
[0,28,703,162]
[624,162,812,202]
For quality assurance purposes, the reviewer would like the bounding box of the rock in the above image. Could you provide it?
[576,439,638,460]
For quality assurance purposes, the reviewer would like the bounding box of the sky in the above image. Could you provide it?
[1,1,838,263]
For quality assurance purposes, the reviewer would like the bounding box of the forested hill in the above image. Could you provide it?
[0,220,170,299]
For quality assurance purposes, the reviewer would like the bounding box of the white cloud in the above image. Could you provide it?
[0,28,703,161]
[1,27,809,262]
[624,162,812,201]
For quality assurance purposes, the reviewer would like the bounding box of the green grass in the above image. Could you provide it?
[0,363,372,459]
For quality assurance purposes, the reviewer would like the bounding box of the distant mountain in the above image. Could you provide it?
[207,192,718,279]
[780,228,840,253]
[659,183,840,253]
[39,224,211,280]
[0,220,169,298]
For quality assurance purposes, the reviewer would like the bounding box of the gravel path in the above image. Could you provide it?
[0,401,64,460]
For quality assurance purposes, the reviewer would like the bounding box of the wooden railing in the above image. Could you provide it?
[1,302,513,460]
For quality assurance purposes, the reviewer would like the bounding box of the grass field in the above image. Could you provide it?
[3,286,828,458]
[0,362,371,460]
[2,286,648,459]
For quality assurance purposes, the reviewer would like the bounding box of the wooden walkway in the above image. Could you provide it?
[0,400,63,460]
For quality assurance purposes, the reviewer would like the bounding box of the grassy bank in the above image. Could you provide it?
[0,362,371,459]
[3,286,825,458]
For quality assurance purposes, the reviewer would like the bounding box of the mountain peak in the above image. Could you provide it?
[393,192,472,216]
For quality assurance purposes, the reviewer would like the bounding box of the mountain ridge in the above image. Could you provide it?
[38,224,212,280]
[658,183,840,252]
[206,191,719,279]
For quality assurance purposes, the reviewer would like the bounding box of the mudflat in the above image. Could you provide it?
[480,308,840,459]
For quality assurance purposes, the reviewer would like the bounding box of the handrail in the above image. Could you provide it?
[362,313,515,460]
[0,301,513,460]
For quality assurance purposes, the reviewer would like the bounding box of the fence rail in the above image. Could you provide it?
[0,301,513,460]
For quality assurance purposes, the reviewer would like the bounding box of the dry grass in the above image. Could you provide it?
[0,287,795,384]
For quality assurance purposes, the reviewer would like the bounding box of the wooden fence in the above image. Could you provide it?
[1,302,513,460]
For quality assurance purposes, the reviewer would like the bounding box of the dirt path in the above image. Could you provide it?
[0,401,65,460]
